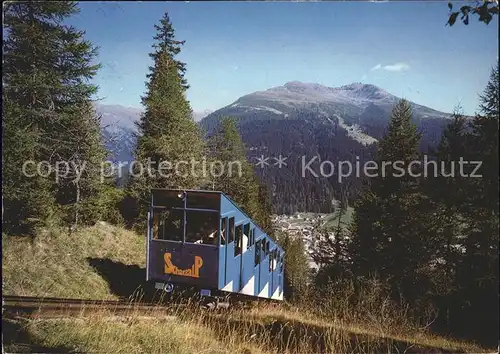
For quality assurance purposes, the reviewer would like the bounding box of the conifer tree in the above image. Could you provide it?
[276,231,311,302]
[432,110,469,266]
[350,99,437,302]
[421,108,471,328]
[256,183,274,236]
[419,68,498,344]
[468,64,499,212]
[207,117,271,229]
[52,103,109,228]
[311,186,351,280]
[3,1,106,233]
[125,12,205,229]
[206,117,247,195]
[453,64,499,342]
[151,13,190,90]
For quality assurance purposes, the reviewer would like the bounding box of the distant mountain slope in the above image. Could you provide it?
[200,82,453,213]
[97,104,140,162]
[96,104,210,162]
[200,81,450,146]
[193,109,213,122]
[96,83,455,214]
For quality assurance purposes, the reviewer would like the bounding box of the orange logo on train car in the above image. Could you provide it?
[164,253,203,278]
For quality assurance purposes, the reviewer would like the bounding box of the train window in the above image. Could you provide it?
[152,209,183,241]
[185,210,218,246]
[249,228,254,246]
[152,213,159,239]
[229,217,235,244]
[243,223,250,250]
[152,190,184,208]
[272,250,278,271]
[268,250,274,272]
[221,218,227,245]
[187,192,220,210]
[235,225,243,256]
[254,240,261,265]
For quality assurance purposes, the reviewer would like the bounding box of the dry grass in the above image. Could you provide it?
[239,303,487,353]
[5,302,487,354]
[23,315,253,354]
[2,224,492,353]
[2,222,145,299]
[4,303,264,354]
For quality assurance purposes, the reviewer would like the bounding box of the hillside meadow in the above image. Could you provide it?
[2,223,490,353]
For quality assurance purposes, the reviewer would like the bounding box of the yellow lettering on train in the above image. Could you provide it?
[164,253,203,278]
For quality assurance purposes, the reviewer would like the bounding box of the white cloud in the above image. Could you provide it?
[384,62,410,71]
[371,62,410,72]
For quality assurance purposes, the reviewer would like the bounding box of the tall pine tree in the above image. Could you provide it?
[453,64,499,344]
[350,99,439,303]
[311,185,351,281]
[423,108,470,331]
[206,117,272,232]
[124,12,205,229]
[276,231,311,302]
[150,12,190,90]
[3,1,106,233]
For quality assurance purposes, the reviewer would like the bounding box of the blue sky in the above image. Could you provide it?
[69,1,498,115]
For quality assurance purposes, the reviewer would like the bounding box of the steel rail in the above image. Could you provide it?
[2,295,185,317]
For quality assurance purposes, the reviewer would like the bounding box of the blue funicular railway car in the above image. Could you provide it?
[147,188,285,301]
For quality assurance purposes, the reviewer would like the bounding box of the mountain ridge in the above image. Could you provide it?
[210,81,450,121]
[97,82,456,213]
[198,81,454,213]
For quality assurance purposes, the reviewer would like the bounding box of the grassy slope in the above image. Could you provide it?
[7,316,258,354]
[4,305,486,354]
[2,224,490,353]
[2,222,145,299]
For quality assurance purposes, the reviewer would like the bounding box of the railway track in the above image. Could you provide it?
[2,295,184,318]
